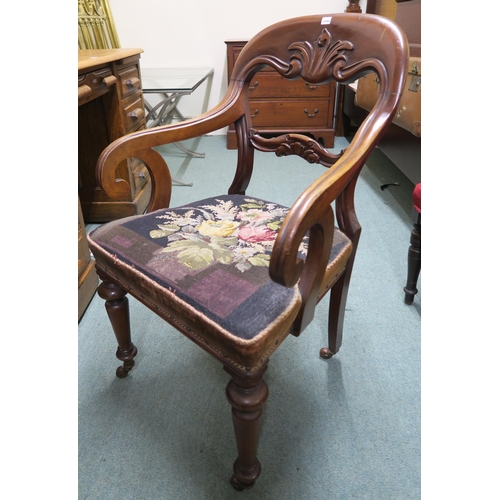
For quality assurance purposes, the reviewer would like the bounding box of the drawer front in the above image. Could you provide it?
[122,92,145,133]
[129,158,150,194]
[249,100,331,127]
[118,66,142,99]
[78,67,117,104]
[248,73,331,98]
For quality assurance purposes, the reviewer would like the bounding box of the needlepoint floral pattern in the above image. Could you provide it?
[89,194,351,339]
[148,198,306,273]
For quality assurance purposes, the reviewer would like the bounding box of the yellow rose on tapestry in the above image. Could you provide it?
[196,220,240,237]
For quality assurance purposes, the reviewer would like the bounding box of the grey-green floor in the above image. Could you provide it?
[79,134,420,499]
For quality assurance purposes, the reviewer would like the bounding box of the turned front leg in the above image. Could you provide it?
[224,364,269,491]
[97,277,138,378]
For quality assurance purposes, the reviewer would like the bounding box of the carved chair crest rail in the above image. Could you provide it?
[87,13,408,491]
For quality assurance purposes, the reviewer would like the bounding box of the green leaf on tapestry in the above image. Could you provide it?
[177,246,214,269]
[248,254,270,267]
[211,235,239,247]
[160,239,202,252]
[241,201,264,210]
[212,247,234,265]
[150,224,180,239]
[267,221,281,231]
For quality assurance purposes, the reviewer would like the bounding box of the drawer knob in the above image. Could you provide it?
[128,108,145,121]
[304,109,319,117]
[249,81,259,91]
[78,84,92,99]
[103,75,117,87]
[125,77,140,88]
[251,109,259,118]
[305,82,318,90]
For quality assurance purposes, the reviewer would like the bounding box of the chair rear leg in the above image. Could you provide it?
[404,218,421,305]
[320,272,348,359]
[224,364,269,491]
[97,275,138,378]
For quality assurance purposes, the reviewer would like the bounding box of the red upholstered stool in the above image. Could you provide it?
[404,183,421,304]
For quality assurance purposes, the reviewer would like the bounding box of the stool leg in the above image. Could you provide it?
[404,216,421,305]
[224,364,269,491]
[97,276,138,378]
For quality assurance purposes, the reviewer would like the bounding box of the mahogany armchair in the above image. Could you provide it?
[87,13,408,490]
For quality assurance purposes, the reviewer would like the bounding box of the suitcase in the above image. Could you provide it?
[355,56,421,137]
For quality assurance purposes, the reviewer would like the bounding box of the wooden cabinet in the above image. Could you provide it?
[78,198,98,321]
[78,49,151,222]
[225,40,337,150]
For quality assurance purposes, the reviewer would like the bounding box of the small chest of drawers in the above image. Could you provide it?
[225,40,337,150]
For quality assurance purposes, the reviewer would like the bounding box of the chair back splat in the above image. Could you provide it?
[87,13,408,491]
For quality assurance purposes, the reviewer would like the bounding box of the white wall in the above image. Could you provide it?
[108,0,367,133]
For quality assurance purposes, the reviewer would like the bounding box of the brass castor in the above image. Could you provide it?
[230,474,256,491]
[116,362,134,378]
[319,347,334,359]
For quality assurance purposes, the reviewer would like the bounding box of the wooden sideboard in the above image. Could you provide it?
[78,48,151,222]
[225,40,337,150]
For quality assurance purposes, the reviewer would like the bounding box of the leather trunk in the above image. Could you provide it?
[355,56,421,138]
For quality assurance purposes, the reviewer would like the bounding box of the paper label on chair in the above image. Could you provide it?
[321,17,332,25]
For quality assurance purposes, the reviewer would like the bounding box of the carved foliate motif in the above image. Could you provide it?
[284,29,354,83]
[249,130,343,168]
[277,139,321,164]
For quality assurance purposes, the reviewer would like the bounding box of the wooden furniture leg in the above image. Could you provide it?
[224,364,269,491]
[97,272,138,378]
[320,272,348,359]
[404,214,421,304]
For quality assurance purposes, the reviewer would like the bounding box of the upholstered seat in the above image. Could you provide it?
[86,13,408,490]
[90,194,352,371]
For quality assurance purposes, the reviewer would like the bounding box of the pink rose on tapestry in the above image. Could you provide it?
[238,225,276,243]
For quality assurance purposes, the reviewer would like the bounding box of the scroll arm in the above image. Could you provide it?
[269,204,334,290]
[96,143,173,212]
[270,205,334,333]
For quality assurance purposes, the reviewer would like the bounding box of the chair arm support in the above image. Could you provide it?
[95,83,247,211]
[269,92,401,332]
[269,130,372,289]
[269,162,355,333]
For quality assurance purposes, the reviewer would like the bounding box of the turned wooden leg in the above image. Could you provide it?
[404,216,421,305]
[97,275,138,378]
[320,272,348,359]
[224,364,269,491]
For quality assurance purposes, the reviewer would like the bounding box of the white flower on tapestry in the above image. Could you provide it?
[148,198,303,272]
[232,246,270,272]
[200,199,239,221]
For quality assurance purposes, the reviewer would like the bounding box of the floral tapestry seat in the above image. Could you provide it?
[89,194,352,373]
